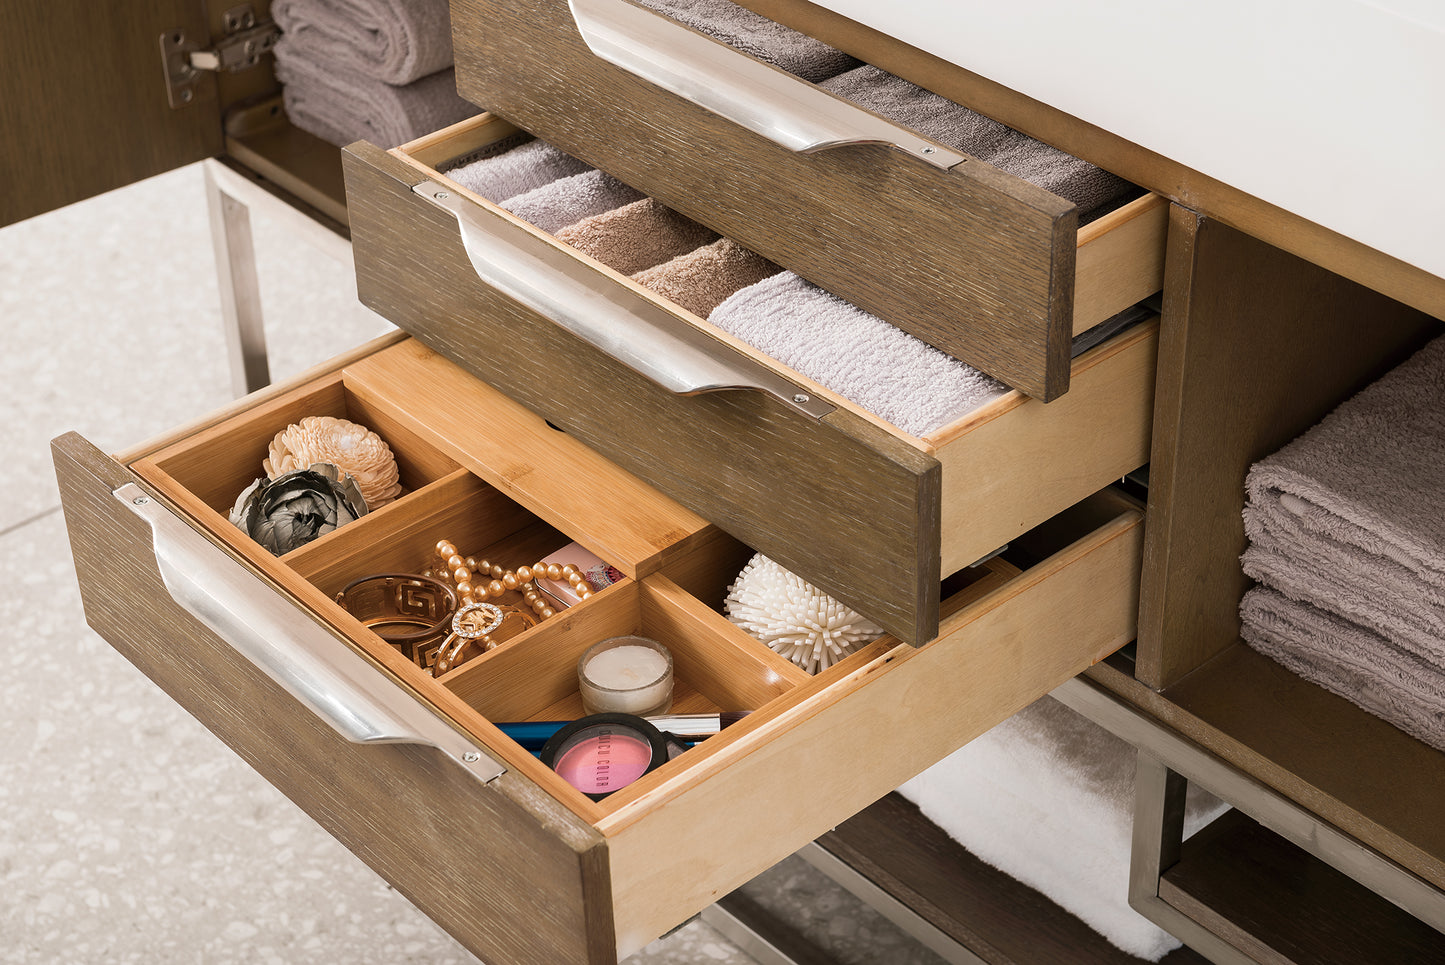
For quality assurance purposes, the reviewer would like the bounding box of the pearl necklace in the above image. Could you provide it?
[424,539,595,673]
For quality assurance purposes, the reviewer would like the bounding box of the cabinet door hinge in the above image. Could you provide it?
[159,4,281,109]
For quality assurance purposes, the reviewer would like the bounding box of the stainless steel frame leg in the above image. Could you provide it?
[204,160,270,396]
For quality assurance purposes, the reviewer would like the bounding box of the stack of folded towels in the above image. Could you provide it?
[1240,334,1445,751]
[271,0,480,148]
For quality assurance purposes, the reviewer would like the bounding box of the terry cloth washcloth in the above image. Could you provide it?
[555,198,721,276]
[1240,587,1445,752]
[819,65,1137,220]
[900,696,1228,962]
[445,140,593,204]
[273,59,479,149]
[272,0,454,85]
[501,170,647,235]
[1240,334,1445,670]
[707,271,1008,437]
[632,238,782,318]
[631,0,861,82]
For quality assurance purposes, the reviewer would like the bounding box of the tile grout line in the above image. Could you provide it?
[0,504,63,539]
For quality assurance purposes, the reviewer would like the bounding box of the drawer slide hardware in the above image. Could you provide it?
[415,179,836,419]
[160,4,281,109]
[569,0,967,171]
[116,483,506,786]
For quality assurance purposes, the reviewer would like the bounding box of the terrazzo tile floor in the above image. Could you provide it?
[0,164,946,965]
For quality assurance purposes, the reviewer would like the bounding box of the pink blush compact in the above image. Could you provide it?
[540,714,670,801]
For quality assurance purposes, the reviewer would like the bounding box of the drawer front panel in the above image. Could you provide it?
[344,141,944,647]
[52,432,616,965]
[450,0,1079,400]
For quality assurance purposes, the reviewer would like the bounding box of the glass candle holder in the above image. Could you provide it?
[577,636,674,717]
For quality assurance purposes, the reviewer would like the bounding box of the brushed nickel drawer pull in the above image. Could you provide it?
[569,0,967,171]
[414,180,835,419]
[116,483,507,786]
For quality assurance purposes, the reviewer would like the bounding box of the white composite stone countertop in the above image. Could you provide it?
[809,0,1445,282]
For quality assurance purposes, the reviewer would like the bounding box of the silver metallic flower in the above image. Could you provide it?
[229,463,368,556]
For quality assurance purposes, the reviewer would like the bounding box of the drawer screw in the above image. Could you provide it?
[792,393,810,405]
[921,145,936,155]
[435,191,449,200]
[132,496,151,506]
[463,751,481,763]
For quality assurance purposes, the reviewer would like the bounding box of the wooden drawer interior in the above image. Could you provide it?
[118,337,1144,956]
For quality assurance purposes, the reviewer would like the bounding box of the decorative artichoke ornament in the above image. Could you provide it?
[723,553,884,674]
[229,463,368,555]
[264,416,402,509]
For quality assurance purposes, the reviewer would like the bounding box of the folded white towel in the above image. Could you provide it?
[900,696,1227,961]
[445,140,593,204]
[707,271,1008,437]
[272,0,455,85]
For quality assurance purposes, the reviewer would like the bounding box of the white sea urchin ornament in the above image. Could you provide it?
[723,554,884,674]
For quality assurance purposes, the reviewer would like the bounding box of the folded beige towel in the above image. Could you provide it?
[501,169,646,234]
[445,139,593,204]
[555,198,720,275]
[632,238,781,317]
[273,0,455,85]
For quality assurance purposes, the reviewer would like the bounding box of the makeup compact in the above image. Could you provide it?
[577,636,674,716]
[540,714,670,800]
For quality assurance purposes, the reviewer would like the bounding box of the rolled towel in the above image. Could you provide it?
[501,170,647,234]
[1240,587,1445,752]
[555,198,721,275]
[445,139,593,204]
[1241,334,1445,669]
[900,696,1228,961]
[632,238,782,318]
[272,0,454,85]
[707,271,1007,437]
[819,65,1137,220]
[273,59,480,149]
[632,0,861,82]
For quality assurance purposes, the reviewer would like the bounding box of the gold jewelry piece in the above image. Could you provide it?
[420,538,597,674]
[334,574,457,667]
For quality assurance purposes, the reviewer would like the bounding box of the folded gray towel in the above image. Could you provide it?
[819,65,1136,219]
[632,0,861,82]
[500,170,647,235]
[555,197,720,275]
[1241,334,1445,670]
[707,271,1008,437]
[445,140,593,204]
[632,238,781,317]
[274,58,480,148]
[272,0,454,85]
[1240,587,1445,752]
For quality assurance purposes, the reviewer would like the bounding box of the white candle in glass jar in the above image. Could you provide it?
[578,636,674,716]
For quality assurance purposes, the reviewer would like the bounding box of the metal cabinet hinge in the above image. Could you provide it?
[160,4,281,109]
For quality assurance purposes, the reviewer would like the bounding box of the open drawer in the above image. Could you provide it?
[342,114,1158,648]
[445,0,1166,400]
[54,336,1144,965]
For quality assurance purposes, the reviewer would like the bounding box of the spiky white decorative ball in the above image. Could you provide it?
[723,554,884,674]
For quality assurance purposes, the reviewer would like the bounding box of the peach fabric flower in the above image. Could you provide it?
[264,416,402,509]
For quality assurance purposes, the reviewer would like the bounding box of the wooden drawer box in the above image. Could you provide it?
[446,0,1166,401]
[342,114,1159,649]
[54,336,1144,965]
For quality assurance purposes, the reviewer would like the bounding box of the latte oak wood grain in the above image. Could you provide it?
[449,0,1080,400]
[2,0,220,226]
[52,433,618,965]
[342,140,944,647]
